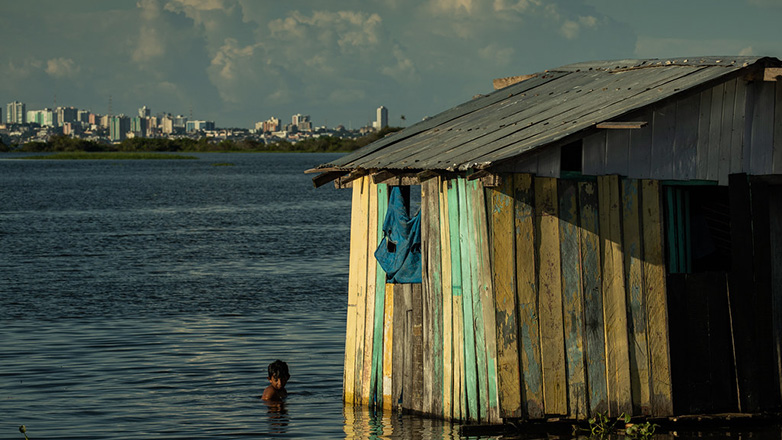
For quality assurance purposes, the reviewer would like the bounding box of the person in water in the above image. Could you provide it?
[262,359,290,402]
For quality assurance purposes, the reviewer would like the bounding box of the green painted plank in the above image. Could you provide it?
[490,177,522,419]
[457,178,480,422]
[558,180,587,419]
[371,183,388,407]
[439,178,455,419]
[470,179,501,423]
[514,173,544,419]
[578,181,608,415]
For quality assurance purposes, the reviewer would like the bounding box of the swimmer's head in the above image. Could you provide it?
[268,359,290,381]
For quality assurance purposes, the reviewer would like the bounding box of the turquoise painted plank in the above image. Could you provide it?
[457,178,480,422]
[371,183,388,406]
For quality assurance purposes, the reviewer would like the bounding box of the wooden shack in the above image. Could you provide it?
[307,56,782,424]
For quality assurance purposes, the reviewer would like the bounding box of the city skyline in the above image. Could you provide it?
[2,1,781,129]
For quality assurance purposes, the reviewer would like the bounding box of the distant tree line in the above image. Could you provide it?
[5,126,403,154]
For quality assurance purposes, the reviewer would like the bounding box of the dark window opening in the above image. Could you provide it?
[560,140,583,173]
[664,185,731,274]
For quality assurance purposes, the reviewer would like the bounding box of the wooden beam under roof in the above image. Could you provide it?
[312,170,349,188]
[764,67,782,81]
[596,121,648,129]
[304,166,346,174]
[493,74,537,90]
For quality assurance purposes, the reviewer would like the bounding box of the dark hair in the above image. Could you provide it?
[268,359,290,380]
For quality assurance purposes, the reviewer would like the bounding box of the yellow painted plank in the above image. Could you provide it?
[641,180,673,416]
[439,177,455,420]
[598,175,632,416]
[344,176,369,404]
[534,176,567,416]
[490,177,521,419]
[361,181,379,405]
[353,176,371,405]
[621,179,650,414]
[382,283,394,410]
[514,173,544,419]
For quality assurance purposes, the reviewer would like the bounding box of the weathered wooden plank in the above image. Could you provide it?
[514,173,544,419]
[730,79,748,174]
[361,181,379,405]
[458,178,480,422]
[750,82,775,175]
[579,181,608,415]
[353,177,371,405]
[774,81,782,174]
[621,179,650,415]
[470,179,501,423]
[412,283,425,414]
[490,176,522,419]
[382,283,394,410]
[421,180,435,415]
[728,174,760,413]
[707,83,725,181]
[558,180,587,419]
[598,175,632,416]
[582,131,606,176]
[650,103,676,180]
[393,283,412,410]
[439,178,455,419]
[769,189,782,403]
[344,176,369,404]
[605,129,630,176]
[696,89,713,180]
[718,79,737,185]
[425,179,445,417]
[371,184,388,408]
[535,176,567,416]
[447,179,466,420]
[674,93,700,180]
[628,111,653,179]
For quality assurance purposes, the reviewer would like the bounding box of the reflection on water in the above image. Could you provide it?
[343,405,462,439]
[264,401,289,435]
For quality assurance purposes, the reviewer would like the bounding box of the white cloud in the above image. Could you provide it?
[478,43,515,66]
[45,58,80,78]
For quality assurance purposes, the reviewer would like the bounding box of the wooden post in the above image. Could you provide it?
[447,179,466,420]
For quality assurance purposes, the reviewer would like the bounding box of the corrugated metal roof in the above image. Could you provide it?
[316,56,776,174]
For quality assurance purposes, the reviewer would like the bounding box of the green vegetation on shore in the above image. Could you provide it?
[22,152,198,160]
[6,126,403,154]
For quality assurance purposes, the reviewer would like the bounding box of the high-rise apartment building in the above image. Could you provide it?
[376,106,388,130]
[56,107,78,126]
[109,115,130,141]
[292,114,312,131]
[7,101,26,124]
[263,117,281,133]
[139,106,151,118]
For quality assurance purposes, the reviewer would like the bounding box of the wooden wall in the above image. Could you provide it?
[342,173,674,422]
[570,79,782,184]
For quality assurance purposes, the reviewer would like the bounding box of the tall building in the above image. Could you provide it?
[292,114,311,131]
[263,117,281,133]
[109,115,130,141]
[56,107,78,126]
[186,120,214,132]
[7,101,26,124]
[376,106,388,130]
[161,116,174,134]
[139,106,151,118]
[78,110,91,123]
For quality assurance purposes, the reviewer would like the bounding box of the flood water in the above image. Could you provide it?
[1,152,780,439]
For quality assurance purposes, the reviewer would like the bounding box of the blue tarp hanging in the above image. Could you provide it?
[374,187,421,283]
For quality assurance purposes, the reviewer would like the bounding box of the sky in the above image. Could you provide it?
[2,0,781,129]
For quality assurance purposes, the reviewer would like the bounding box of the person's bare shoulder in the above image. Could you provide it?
[262,385,281,401]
